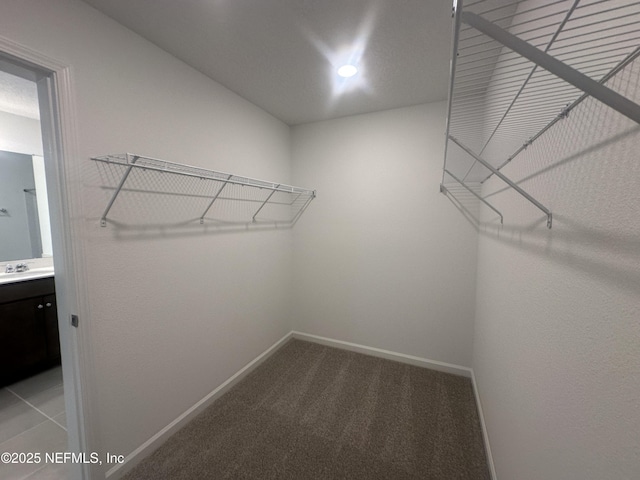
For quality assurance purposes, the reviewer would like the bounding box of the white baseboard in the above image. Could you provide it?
[105,331,294,479]
[471,370,498,480]
[291,331,472,378]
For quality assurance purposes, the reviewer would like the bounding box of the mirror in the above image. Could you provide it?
[0,151,52,262]
[0,68,52,263]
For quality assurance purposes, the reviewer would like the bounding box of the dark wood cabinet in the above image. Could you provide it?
[0,277,60,386]
[43,293,60,361]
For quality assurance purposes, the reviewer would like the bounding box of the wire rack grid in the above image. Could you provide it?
[442,0,640,227]
[91,153,316,228]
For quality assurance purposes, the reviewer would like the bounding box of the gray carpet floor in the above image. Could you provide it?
[123,339,490,479]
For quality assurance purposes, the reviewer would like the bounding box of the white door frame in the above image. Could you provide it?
[0,35,98,480]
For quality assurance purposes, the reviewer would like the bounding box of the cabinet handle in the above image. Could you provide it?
[37,304,44,309]
[45,303,52,307]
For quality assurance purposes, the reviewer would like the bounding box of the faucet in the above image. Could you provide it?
[4,263,30,273]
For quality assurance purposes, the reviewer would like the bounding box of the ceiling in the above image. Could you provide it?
[81,0,453,125]
[0,70,39,120]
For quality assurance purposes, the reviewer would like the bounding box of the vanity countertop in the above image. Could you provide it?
[0,267,55,286]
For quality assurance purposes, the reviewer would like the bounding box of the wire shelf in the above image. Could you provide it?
[442,0,640,228]
[91,153,315,228]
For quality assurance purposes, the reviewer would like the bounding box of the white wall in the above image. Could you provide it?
[0,0,293,476]
[291,103,479,367]
[473,58,640,479]
[0,109,43,156]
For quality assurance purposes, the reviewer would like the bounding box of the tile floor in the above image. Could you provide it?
[0,367,69,479]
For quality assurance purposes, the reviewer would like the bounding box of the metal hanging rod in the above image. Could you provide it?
[449,135,552,228]
[91,153,315,228]
[442,169,503,224]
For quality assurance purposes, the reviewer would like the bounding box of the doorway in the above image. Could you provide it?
[0,64,67,479]
[0,48,90,480]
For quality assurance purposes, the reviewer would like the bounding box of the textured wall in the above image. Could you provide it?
[0,0,293,475]
[473,58,640,479]
[291,103,479,367]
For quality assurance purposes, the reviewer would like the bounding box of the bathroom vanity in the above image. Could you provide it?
[0,275,60,386]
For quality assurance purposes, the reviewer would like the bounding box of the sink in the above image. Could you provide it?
[0,267,55,285]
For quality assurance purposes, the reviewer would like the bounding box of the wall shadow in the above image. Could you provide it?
[483,124,640,199]
[478,214,640,297]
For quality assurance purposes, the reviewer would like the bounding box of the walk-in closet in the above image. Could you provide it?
[1,1,638,479]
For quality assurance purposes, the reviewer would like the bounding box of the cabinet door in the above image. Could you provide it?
[43,294,60,362]
[0,298,48,385]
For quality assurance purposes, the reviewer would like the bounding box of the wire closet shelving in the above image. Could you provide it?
[442,0,640,228]
[91,153,316,228]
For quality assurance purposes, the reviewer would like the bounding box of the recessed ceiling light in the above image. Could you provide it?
[337,64,358,78]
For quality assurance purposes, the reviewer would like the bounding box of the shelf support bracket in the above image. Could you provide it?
[252,185,280,223]
[100,154,139,227]
[442,0,464,186]
[442,169,503,225]
[461,11,640,125]
[290,190,316,225]
[199,174,233,224]
[449,135,552,228]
